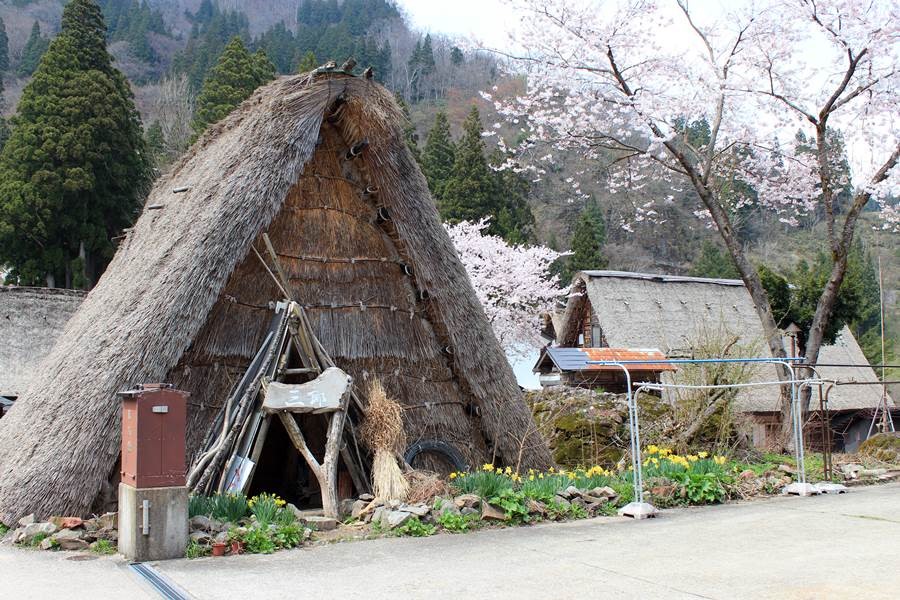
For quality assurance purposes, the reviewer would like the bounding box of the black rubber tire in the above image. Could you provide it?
[404,440,468,472]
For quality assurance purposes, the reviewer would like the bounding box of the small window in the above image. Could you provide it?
[577,333,584,346]
[591,325,602,348]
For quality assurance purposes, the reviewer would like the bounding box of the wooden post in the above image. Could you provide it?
[277,389,350,519]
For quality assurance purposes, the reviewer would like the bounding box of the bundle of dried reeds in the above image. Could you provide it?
[361,379,408,501]
[404,469,451,505]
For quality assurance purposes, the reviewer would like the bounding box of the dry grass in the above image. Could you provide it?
[360,379,406,453]
[372,450,409,502]
[404,469,451,504]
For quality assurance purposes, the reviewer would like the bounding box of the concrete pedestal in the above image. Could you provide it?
[118,483,188,562]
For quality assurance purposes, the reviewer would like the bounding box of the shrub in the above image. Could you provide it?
[211,493,249,523]
[487,488,529,524]
[436,511,478,533]
[186,539,210,559]
[0,524,8,536]
[243,525,277,554]
[188,494,214,519]
[91,539,116,555]
[395,517,436,537]
[273,523,305,549]
[249,493,286,526]
[451,465,514,498]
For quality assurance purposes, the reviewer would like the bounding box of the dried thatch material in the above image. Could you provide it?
[362,379,408,502]
[404,469,451,505]
[0,71,551,523]
[360,379,406,453]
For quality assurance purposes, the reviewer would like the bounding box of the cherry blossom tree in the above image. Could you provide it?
[446,219,567,358]
[485,0,899,427]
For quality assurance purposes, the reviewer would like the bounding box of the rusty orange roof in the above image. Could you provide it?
[534,347,677,373]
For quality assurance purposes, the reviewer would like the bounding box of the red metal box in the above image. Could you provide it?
[120,384,189,488]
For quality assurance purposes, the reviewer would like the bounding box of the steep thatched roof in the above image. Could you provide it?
[0,287,85,397]
[0,72,551,523]
[555,270,890,413]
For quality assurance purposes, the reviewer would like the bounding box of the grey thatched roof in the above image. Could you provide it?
[0,72,551,523]
[556,270,890,413]
[0,287,85,397]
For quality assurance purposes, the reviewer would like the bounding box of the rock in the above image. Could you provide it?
[39,537,56,551]
[97,512,117,530]
[49,516,83,530]
[589,486,618,499]
[52,529,89,551]
[18,522,57,545]
[214,531,229,544]
[399,503,430,517]
[778,464,797,475]
[351,500,369,519]
[17,514,36,528]
[301,516,337,531]
[1,528,18,545]
[453,494,481,509]
[359,493,375,502]
[580,493,608,505]
[92,528,118,542]
[840,463,862,480]
[387,499,402,509]
[553,495,571,508]
[339,498,356,518]
[371,506,387,526]
[739,469,756,480]
[190,515,214,532]
[439,503,461,517]
[481,503,507,521]
[385,511,413,529]
[460,507,479,517]
[571,497,588,509]
[525,499,547,516]
[563,486,580,499]
[190,531,211,544]
[287,503,305,519]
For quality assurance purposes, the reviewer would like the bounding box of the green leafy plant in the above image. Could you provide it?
[0,524,9,536]
[394,517,436,537]
[91,539,116,555]
[451,469,513,499]
[249,493,285,526]
[566,503,589,520]
[211,493,249,523]
[243,525,276,554]
[436,511,478,533]
[273,523,305,549]
[186,539,210,559]
[189,494,214,518]
[28,532,50,547]
[520,473,569,502]
[488,489,529,524]
[273,506,296,527]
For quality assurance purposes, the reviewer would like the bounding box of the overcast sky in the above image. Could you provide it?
[395,0,511,49]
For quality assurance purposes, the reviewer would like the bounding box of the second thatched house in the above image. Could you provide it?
[536,270,892,451]
[0,70,551,524]
[0,287,85,406]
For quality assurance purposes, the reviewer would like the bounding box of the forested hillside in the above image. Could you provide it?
[0,0,895,373]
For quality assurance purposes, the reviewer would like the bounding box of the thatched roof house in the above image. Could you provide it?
[546,271,891,447]
[0,287,85,399]
[0,71,551,523]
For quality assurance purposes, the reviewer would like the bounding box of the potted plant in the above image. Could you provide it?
[227,527,245,555]
[211,541,227,557]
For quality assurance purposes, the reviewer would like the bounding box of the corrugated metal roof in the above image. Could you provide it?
[538,347,677,373]
[579,270,745,287]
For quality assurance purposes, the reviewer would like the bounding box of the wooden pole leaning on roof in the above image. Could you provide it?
[255,232,370,511]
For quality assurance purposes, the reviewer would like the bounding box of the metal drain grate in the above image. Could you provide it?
[129,562,191,600]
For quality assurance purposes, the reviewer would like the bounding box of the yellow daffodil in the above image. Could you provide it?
[714,456,726,465]
[538,473,544,479]
[528,475,535,481]
[504,466,512,475]
[449,472,458,479]
[646,444,659,455]
[659,448,672,457]
[483,463,494,472]
[549,467,555,473]
[698,451,709,459]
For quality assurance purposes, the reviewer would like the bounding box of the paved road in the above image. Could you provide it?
[3,483,898,599]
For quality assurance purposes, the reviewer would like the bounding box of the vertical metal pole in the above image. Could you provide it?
[615,363,642,505]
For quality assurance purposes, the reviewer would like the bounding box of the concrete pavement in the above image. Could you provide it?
[2,483,898,599]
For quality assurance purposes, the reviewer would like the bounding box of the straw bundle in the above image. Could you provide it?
[361,379,408,501]
[404,470,451,505]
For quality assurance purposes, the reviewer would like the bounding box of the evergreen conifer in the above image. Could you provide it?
[441,106,496,224]
[191,37,275,137]
[0,17,9,74]
[566,201,607,278]
[0,0,150,288]
[18,21,50,77]
[421,111,455,201]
